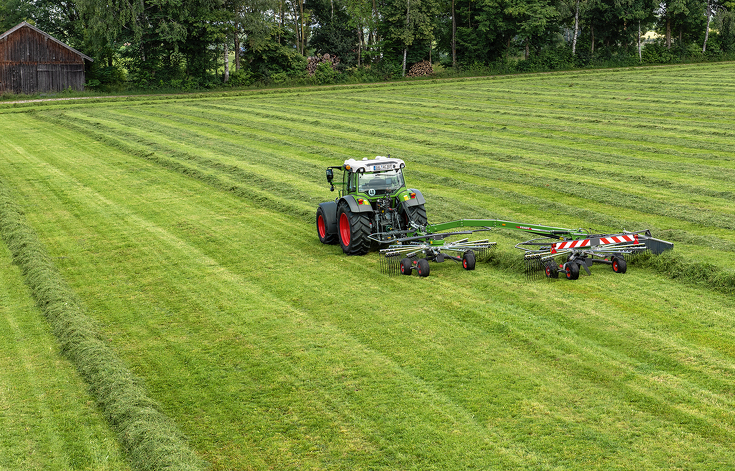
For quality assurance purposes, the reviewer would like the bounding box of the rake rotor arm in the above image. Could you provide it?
[423,219,588,239]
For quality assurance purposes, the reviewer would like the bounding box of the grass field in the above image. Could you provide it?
[1,63,735,470]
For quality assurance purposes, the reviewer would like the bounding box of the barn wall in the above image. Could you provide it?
[0,25,86,94]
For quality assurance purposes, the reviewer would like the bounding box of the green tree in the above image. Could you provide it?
[379,0,440,75]
[0,0,33,32]
[715,3,735,52]
[77,0,221,87]
[615,0,658,61]
[658,0,707,50]
[307,0,357,65]
[505,0,559,59]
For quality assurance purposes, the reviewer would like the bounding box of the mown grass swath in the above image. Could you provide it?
[1,63,735,470]
[0,182,205,471]
[0,241,130,470]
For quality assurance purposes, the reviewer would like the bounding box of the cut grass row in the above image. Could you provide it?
[0,239,130,471]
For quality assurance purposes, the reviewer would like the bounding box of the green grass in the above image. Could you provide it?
[1,63,735,470]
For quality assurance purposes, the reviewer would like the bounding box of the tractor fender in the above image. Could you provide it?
[339,195,375,214]
[318,201,338,235]
[402,189,426,207]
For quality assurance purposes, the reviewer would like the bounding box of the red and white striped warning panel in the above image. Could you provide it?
[551,239,591,253]
[599,234,638,245]
[551,234,639,253]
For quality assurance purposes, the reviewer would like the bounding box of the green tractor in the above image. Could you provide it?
[316,156,427,255]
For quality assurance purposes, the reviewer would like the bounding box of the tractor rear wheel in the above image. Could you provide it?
[404,204,427,228]
[337,202,371,255]
[612,256,627,274]
[417,258,430,277]
[316,207,337,245]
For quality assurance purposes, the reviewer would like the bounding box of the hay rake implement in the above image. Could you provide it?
[518,230,669,280]
[380,231,497,277]
[376,219,673,279]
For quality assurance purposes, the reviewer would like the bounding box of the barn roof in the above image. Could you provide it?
[0,22,93,62]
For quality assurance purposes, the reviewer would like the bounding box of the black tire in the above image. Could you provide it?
[544,261,559,278]
[565,262,580,280]
[337,202,371,255]
[404,204,427,229]
[400,258,413,275]
[612,256,627,274]
[417,258,430,277]
[462,251,476,270]
[316,206,338,245]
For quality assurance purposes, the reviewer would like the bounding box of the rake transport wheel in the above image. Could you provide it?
[337,202,371,255]
[462,251,476,270]
[417,258,431,277]
[316,206,337,245]
[400,258,413,275]
[565,262,580,280]
[612,256,627,274]
[544,261,559,279]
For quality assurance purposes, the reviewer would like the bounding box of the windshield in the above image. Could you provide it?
[357,169,405,196]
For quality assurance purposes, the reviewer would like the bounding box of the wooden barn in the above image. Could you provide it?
[0,22,93,95]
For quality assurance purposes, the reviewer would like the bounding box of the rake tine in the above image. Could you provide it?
[380,253,401,276]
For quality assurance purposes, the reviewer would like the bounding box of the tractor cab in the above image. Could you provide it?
[348,167,405,197]
[327,156,407,199]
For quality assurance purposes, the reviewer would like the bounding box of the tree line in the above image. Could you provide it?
[2,0,735,90]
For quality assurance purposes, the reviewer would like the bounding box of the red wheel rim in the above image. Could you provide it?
[339,213,351,246]
[463,259,468,269]
[317,214,326,238]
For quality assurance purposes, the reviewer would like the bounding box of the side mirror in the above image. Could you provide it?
[326,168,335,191]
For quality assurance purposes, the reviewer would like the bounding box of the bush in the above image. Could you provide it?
[242,42,308,81]
[313,61,339,84]
[516,46,575,72]
[641,42,675,64]
[85,63,127,91]
[226,70,255,87]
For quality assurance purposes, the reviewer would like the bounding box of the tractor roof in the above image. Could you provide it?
[343,156,405,173]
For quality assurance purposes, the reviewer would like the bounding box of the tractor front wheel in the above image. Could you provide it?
[337,203,371,255]
[316,206,337,245]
